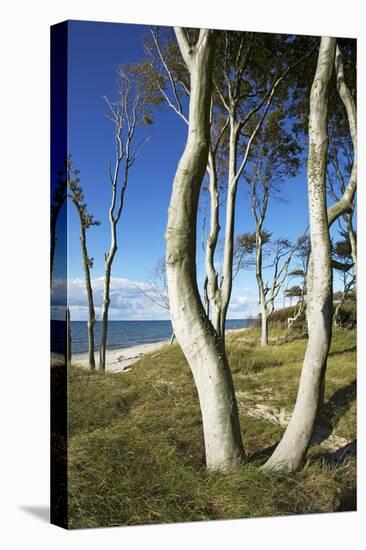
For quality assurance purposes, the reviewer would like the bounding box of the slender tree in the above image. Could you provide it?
[99,66,150,371]
[68,159,100,369]
[147,29,315,342]
[166,27,245,471]
[135,258,176,344]
[263,36,336,473]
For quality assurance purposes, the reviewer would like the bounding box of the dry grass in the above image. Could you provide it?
[67,326,356,528]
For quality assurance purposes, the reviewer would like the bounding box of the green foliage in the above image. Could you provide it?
[285,285,304,298]
[67,157,100,231]
[68,327,356,528]
[333,229,355,261]
[335,302,357,329]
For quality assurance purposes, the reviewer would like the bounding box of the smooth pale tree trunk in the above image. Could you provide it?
[219,120,241,343]
[263,37,336,473]
[78,223,96,369]
[261,308,269,347]
[311,42,357,409]
[205,148,221,335]
[166,27,245,471]
[99,231,117,371]
[256,231,269,347]
[327,45,357,228]
[345,214,357,271]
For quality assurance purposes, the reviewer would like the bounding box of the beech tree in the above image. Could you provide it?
[285,235,309,327]
[148,29,315,342]
[244,113,302,345]
[263,36,336,473]
[166,27,245,471]
[68,159,100,369]
[99,66,151,371]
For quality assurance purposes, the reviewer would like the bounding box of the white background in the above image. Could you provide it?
[0,1,365,548]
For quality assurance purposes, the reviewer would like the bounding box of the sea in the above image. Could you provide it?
[54,319,256,354]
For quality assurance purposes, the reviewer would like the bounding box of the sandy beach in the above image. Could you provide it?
[72,339,170,372]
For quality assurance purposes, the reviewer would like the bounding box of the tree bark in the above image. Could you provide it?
[307,40,357,406]
[166,28,245,471]
[205,148,221,335]
[99,235,116,371]
[255,227,269,347]
[263,37,336,473]
[219,119,240,342]
[78,224,96,369]
[261,308,269,347]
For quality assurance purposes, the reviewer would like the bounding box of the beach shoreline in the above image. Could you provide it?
[72,339,170,372]
[71,326,250,373]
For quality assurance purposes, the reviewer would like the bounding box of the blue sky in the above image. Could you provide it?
[52,20,345,321]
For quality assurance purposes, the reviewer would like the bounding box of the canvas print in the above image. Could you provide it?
[50,20,357,529]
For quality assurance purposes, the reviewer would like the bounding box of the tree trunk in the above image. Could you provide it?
[261,308,269,347]
[263,37,335,473]
[205,148,221,336]
[78,225,96,369]
[219,119,240,343]
[308,41,357,410]
[166,28,245,471]
[99,213,118,371]
[99,259,113,371]
[256,229,269,347]
[345,212,357,273]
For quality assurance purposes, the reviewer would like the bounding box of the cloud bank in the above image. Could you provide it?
[51,276,260,321]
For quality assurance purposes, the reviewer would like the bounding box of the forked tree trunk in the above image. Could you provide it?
[263,37,335,473]
[166,28,245,471]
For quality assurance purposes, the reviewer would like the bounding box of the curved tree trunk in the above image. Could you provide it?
[205,148,221,335]
[263,37,335,473]
[166,27,245,471]
[308,41,357,409]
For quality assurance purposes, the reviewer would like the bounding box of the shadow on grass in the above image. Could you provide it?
[328,346,357,357]
[322,379,356,430]
[322,439,357,464]
[248,442,278,464]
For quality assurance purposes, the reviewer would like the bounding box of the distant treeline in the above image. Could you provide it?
[257,303,356,330]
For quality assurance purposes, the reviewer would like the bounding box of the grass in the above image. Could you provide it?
[67,326,356,528]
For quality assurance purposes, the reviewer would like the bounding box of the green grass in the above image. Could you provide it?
[67,326,356,528]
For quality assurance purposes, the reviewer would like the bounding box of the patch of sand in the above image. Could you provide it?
[72,340,169,373]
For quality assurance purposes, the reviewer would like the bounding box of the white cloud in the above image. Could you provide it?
[65,277,170,321]
[52,276,260,321]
